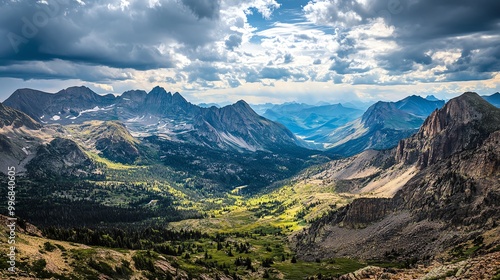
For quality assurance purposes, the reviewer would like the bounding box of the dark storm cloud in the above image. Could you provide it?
[309,0,500,81]
[181,0,220,19]
[385,0,500,42]
[377,47,433,73]
[259,67,292,80]
[380,0,500,79]
[0,0,221,80]
[0,61,132,82]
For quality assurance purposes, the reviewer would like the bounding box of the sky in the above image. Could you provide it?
[0,0,499,104]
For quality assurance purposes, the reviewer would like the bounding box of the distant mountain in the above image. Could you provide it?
[3,86,301,152]
[4,87,116,122]
[262,103,363,147]
[394,95,445,117]
[483,92,500,108]
[322,95,444,156]
[198,102,220,108]
[295,92,500,261]
[425,94,440,101]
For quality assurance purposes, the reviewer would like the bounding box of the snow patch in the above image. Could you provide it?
[77,105,115,116]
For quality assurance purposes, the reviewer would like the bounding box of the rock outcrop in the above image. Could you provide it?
[27,138,98,178]
[0,102,41,129]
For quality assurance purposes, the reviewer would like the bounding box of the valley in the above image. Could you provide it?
[1,87,500,279]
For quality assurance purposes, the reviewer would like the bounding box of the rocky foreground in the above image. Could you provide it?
[338,251,500,280]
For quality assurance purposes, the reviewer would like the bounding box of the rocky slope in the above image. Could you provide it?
[64,120,141,164]
[294,92,500,262]
[0,215,194,280]
[0,103,52,174]
[0,102,41,129]
[26,138,99,179]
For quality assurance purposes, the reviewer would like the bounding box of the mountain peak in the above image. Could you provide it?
[361,101,398,126]
[148,86,171,96]
[231,100,256,114]
[443,92,496,120]
[235,100,249,106]
[419,91,499,138]
[425,95,440,101]
[396,91,500,168]
[172,92,187,102]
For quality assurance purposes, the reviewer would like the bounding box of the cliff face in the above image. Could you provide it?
[394,129,500,227]
[295,92,500,261]
[337,198,393,228]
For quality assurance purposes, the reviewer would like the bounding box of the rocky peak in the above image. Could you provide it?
[121,90,147,101]
[145,86,172,104]
[56,86,105,102]
[27,138,98,179]
[233,100,256,113]
[419,92,497,139]
[396,92,500,168]
[172,92,188,105]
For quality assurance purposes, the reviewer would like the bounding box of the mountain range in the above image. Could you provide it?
[313,95,445,156]
[3,86,300,152]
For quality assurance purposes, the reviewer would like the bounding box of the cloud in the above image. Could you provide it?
[181,0,220,19]
[302,0,500,83]
[259,67,292,80]
[165,77,177,84]
[0,0,499,101]
[225,34,243,51]
[0,0,218,71]
[227,78,241,88]
[0,60,133,81]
